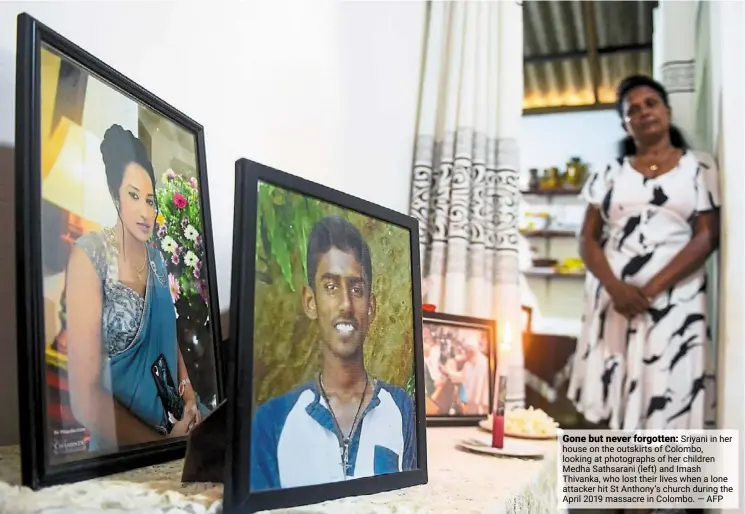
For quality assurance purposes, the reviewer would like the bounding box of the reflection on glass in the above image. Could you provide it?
[40,44,219,464]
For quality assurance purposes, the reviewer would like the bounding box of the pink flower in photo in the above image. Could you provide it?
[189,177,198,190]
[166,170,177,181]
[199,280,209,302]
[168,273,181,302]
[173,192,187,209]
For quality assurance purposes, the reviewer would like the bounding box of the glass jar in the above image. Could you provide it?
[565,157,584,188]
[541,167,560,190]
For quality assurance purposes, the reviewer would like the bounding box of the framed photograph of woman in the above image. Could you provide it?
[15,13,224,488]
[422,312,496,426]
[224,159,428,512]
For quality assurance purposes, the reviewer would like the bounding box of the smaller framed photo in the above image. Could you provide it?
[422,312,495,426]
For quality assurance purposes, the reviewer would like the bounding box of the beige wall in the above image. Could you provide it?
[711,0,745,434]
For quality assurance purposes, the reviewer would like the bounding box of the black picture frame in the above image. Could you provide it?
[15,13,224,489]
[224,158,429,513]
[422,312,496,427]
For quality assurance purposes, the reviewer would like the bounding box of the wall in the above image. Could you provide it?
[709,0,745,439]
[520,109,625,183]
[0,0,426,445]
[338,1,424,213]
[0,145,16,446]
[519,109,624,335]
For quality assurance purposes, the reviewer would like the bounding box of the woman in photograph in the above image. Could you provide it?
[65,124,201,450]
[568,75,720,431]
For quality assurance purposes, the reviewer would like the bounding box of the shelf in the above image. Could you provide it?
[525,268,586,279]
[520,229,577,238]
[521,188,582,197]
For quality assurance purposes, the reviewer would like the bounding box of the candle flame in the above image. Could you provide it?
[499,321,513,352]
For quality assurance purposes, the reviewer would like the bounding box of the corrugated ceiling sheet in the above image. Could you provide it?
[523,0,655,109]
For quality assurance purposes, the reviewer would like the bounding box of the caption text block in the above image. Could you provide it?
[558,429,739,510]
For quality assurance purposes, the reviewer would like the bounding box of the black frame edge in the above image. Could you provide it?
[16,11,42,490]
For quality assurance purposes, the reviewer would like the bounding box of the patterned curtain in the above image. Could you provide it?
[408,1,525,407]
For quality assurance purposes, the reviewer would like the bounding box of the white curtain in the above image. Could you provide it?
[408,1,525,407]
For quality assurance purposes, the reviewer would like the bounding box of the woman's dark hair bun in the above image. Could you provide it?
[100,123,156,200]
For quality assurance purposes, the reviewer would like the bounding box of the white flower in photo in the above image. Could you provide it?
[161,236,177,254]
[184,224,199,242]
[184,250,198,268]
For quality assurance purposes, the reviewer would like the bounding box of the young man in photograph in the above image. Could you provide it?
[250,215,417,491]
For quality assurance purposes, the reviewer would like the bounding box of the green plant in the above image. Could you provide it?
[406,373,415,398]
[256,183,329,291]
[154,169,209,311]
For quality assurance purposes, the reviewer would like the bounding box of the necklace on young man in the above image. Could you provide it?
[318,372,369,474]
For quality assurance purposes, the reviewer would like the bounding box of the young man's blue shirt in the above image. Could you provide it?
[250,379,417,491]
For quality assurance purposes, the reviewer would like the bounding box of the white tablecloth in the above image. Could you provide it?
[0,428,558,514]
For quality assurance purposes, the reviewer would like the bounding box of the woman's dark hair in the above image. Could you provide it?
[615,74,689,156]
[100,124,157,205]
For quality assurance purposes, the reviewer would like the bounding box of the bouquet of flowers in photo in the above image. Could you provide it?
[154,169,209,318]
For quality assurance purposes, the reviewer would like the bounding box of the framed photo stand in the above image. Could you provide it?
[15,13,224,488]
[222,158,429,512]
[422,312,496,427]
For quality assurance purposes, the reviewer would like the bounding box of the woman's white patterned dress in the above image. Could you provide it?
[567,150,720,430]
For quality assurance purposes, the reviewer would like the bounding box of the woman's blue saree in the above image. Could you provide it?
[91,246,181,451]
[66,232,210,453]
[110,247,179,428]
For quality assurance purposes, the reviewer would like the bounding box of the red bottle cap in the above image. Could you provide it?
[422,304,436,312]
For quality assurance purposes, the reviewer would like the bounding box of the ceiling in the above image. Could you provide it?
[523,0,657,114]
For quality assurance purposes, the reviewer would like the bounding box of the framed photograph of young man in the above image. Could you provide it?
[421,312,496,426]
[15,13,224,488]
[224,159,428,512]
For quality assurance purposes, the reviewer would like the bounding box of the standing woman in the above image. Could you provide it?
[65,124,200,452]
[568,75,720,431]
